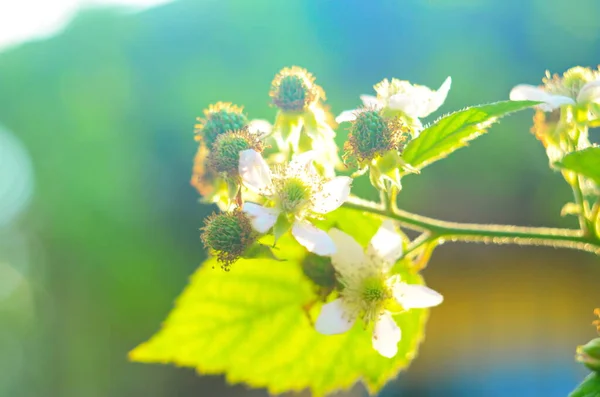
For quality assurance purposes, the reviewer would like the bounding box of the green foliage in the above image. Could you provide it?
[569,372,600,397]
[557,147,600,186]
[130,209,429,396]
[402,100,539,172]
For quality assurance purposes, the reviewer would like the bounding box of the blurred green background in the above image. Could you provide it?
[1,0,600,396]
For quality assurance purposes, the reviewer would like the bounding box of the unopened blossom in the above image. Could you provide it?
[268,66,342,176]
[337,76,452,134]
[238,149,352,255]
[510,66,600,112]
[315,221,443,358]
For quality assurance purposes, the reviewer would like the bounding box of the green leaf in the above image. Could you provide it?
[569,372,600,397]
[556,147,600,186]
[130,208,429,396]
[402,100,539,172]
[273,212,293,243]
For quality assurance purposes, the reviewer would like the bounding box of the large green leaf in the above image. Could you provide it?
[556,147,600,186]
[402,100,538,172]
[130,208,429,396]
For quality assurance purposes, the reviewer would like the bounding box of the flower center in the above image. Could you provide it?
[360,276,389,303]
[278,177,311,213]
[543,67,599,100]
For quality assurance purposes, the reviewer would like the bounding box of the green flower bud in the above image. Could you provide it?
[301,253,337,289]
[201,210,257,269]
[195,102,248,148]
[270,66,324,112]
[343,110,410,164]
[577,338,600,372]
[209,128,263,178]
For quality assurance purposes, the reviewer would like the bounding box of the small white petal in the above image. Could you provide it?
[509,84,575,111]
[360,95,381,108]
[372,312,401,358]
[388,77,451,118]
[367,220,403,266]
[393,283,443,310]
[311,176,352,214]
[422,76,452,117]
[315,299,356,335]
[291,221,336,256]
[247,119,273,138]
[577,80,600,104]
[242,202,279,233]
[328,228,365,276]
[288,151,316,173]
[335,110,358,123]
[239,149,273,193]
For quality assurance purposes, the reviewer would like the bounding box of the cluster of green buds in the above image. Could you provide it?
[192,102,251,208]
[576,309,600,372]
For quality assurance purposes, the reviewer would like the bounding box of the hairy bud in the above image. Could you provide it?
[301,253,337,289]
[201,210,257,269]
[270,66,324,112]
[195,102,248,148]
[344,110,410,164]
[209,128,263,178]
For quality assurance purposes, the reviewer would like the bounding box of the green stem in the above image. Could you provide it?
[344,195,600,256]
[570,175,589,234]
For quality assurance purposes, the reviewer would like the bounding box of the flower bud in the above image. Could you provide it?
[577,338,600,372]
[201,210,257,269]
[270,66,324,112]
[209,128,263,178]
[343,110,410,165]
[195,102,248,148]
[301,253,337,289]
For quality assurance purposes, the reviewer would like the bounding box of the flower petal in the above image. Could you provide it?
[239,149,273,193]
[423,76,452,117]
[509,84,575,111]
[360,95,381,108]
[288,150,316,173]
[577,80,600,104]
[311,176,352,214]
[367,220,403,267]
[242,203,279,233]
[335,110,358,123]
[393,282,443,310]
[372,311,401,358]
[328,228,365,276]
[388,77,451,118]
[315,298,356,335]
[247,119,273,138]
[292,221,336,255]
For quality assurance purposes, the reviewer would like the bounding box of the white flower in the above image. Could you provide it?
[238,149,352,256]
[336,76,452,133]
[510,67,600,112]
[315,221,443,358]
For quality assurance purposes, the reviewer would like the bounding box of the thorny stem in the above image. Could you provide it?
[343,195,600,256]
